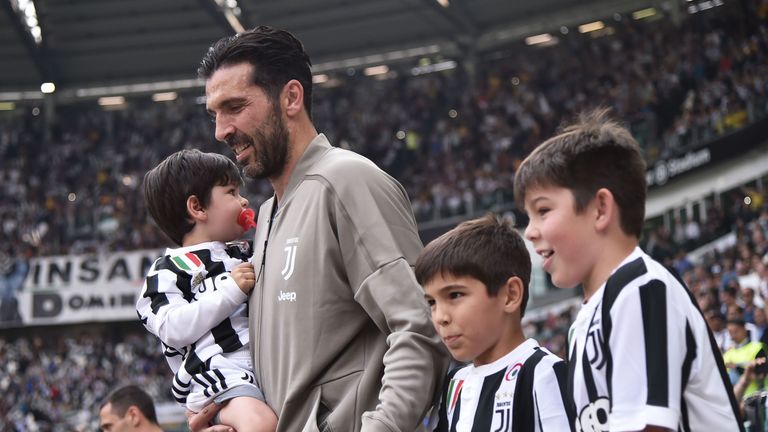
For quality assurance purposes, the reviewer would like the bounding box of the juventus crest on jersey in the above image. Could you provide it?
[567,247,743,432]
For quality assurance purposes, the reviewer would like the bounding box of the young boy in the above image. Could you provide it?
[514,109,743,431]
[416,213,573,431]
[136,149,276,431]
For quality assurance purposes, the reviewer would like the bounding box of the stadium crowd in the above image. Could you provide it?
[2,1,768,431]
[0,325,170,431]
[0,1,766,258]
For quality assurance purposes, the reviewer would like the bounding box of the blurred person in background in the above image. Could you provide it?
[741,287,761,323]
[727,306,762,348]
[98,385,164,432]
[707,309,731,352]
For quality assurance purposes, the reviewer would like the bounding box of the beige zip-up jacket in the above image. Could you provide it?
[249,134,448,432]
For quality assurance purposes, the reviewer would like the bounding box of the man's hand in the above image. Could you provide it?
[231,262,256,295]
[744,357,767,381]
[734,357,767,402]
[186,403,234,432]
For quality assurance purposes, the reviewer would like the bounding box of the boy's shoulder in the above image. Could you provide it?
[602,248,684,308]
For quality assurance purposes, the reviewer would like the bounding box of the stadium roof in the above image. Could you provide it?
[0,0,655,99]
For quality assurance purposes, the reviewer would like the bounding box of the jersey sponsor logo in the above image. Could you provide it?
[171,252,204,272]
[575,397,610,432]
[281,237,299,280]
[586,318,606,370]
[505,362,523,381]
[278,290,297,302]
[446,378,464,416]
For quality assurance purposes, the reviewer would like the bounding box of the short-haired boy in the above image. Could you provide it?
[137,149,276,431]
[515,109,743,431]
[416,213,574,431]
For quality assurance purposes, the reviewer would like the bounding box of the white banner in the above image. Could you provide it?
[0,249,162,328]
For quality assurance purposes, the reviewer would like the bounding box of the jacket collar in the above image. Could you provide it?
[279,133,332,206]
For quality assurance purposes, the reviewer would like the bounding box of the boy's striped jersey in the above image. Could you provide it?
[438,338,574,432]
[568,247,743,431]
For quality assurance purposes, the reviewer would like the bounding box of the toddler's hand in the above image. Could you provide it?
[231,262,255,295]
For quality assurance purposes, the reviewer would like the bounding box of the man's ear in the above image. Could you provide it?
[593,187,617,233]
[126,406,141,426]
[186,195,207,223]
[281,79,305,118]
[501,276,524,314]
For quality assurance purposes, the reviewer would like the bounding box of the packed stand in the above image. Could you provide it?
[0,325,172,432]
[663,200,768,428]
[316,0,768,221]
[0,1,766,260]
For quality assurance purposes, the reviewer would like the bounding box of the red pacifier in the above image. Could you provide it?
[238,208,257,230]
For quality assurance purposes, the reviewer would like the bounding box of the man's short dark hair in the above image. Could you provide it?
[100,385,159,424]
[705,308,726,322]
[415,213,532,316]
[143,149,243,246]
[514,108,647,238]
[198,25,313,118]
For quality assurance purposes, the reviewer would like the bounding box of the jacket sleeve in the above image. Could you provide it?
[136,258,248,349]
[332,163,449,431]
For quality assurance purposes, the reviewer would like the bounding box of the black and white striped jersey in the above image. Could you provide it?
[568,247,743,432]
[136,241,260,411]
[437,338,574,432]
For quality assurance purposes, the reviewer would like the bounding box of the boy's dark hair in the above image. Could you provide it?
[100,385,159,424]
[143,149,243,246]
[415,213,532,316]
[514,108,647,238]
[198,25,313,118]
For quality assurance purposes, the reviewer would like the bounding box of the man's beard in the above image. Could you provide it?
[230,104,290,180]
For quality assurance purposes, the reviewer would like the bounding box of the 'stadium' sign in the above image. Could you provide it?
[12,249,162,327]
[646,149,711,187]
[646,116,768,188]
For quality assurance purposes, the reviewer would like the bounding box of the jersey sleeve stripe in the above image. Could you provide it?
[155,256,194,301]
[639,279,669,407]
[211,317,244,353]
[144,273,169,314]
